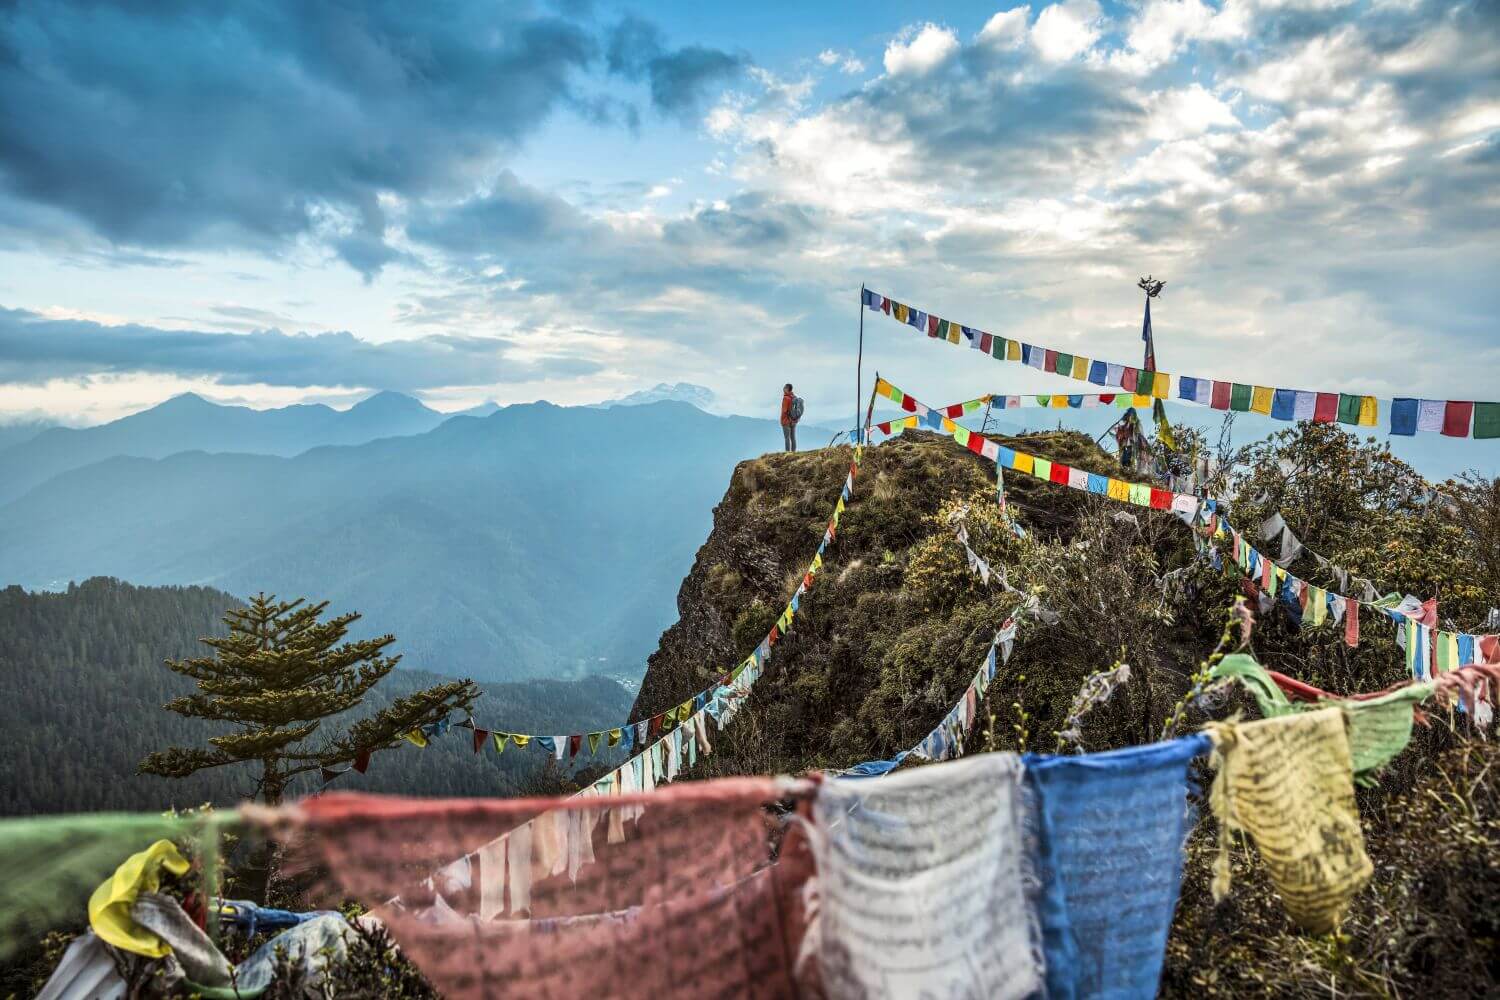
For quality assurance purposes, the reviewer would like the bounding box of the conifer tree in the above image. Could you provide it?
[139,593,479,803]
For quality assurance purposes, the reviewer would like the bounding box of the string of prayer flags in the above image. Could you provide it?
[863,289,1497,438]
[1203,708,1373,932]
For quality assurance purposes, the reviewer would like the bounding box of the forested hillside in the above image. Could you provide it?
[0,578,633,815]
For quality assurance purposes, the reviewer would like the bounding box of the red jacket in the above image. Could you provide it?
[781,391,795,426]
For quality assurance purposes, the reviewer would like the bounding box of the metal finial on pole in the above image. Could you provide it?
[1138,276,1165,298]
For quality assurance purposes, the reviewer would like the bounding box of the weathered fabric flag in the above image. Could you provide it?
[809,755,1044,1000]
[1204,708,1372,932]
[1023,734,1211,1000]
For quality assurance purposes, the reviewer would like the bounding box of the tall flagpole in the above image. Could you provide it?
[856,284,866,444]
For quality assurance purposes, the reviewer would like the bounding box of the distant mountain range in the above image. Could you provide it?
[0,395,791,682]
[0,391,453,505]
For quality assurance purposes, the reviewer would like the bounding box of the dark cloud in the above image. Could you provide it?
[605,15,748,119]
[405,170,601,256]
[663,193,816,249]
[0,306,603,389]
[0,1,599,277]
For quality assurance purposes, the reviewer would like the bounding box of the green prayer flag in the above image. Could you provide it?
[1032,457,1052,481]
[493,733,509,753]
[936,319,949,339]
[588,732,602,755]
[1136,370,1156,397]
[608,728,622,747]
[1230,383,1252,412]
[990,337,1006,360]
[1211,654,1432,783]
[1337,393,1363,425]
[1055,352,1074,376]
[1473,402,1500,440]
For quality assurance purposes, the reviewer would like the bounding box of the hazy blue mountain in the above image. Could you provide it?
[0,418,59,453]
[0,401,792,682]
[0,391,450,505]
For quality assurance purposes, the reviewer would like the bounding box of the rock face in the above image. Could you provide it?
[627,428,1150,778]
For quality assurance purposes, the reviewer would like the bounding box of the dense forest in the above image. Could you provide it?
[0,578,634,815]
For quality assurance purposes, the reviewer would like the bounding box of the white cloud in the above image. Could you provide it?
[978,6,1031,49]
[817,49,839,66]
[1145,83,1241,141]
[1112,0,1249,74]
[842,56,867,75]
[1031,0,1102,62]
[883,23,961,76]
[817,48,867,75]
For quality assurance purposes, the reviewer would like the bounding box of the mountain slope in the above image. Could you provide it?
[0,391,450,505]
[0,577,633,815]
[0,401,794,680]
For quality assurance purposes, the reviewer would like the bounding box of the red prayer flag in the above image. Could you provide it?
[1442,401,1474,437]
[946,404,965,419]
[979,333,993,353]
[353,749,371,774]
[967,433,985,455]
[928,314,940,336]
[877,421,892,435]
[1121,368,1139,393]
[881,298,891,314]
[1479,635,1499,665]
[1344,601,1360,648]
[768,625,780,645]
[1210,381,1231,409]
[1149,488,1172,510]
[901,395,917,412]
[1313,392,1339,422]
[569,734,582,757]
[649,715,663,736]
[472,728,489,754]
[1044,349,1059,373]
[1100,393,1115,404]
[1049,462,1070,484]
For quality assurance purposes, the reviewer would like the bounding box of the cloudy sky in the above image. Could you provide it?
[1,0,1496,425]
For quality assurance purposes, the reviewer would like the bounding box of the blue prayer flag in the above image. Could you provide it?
[862,288,881,308]
[1086,473,1108,494]
[1068,395,1083,408]
[1271,388,1297,421]
[1089,360,1108,385]
[1178,375,1197,400]
[1024,735,1210,1000]
[998,447,1017,469]
[1390,398,1419,436]
[1458,634,1475,666]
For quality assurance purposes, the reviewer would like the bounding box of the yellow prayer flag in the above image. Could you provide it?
[1107,478,1130,502]
[88,840,191,958]
[893,303,909,323]
[947,324,961,345]
[1013,452,1035,475]
[1006,340,1021,361]
[1071,356,1089,380]
[1051,395,1069,409]
[1251,386,1274,414]
[1152,374,1170,399]
[512,733,531,748]
[941,416,958,433]
[875,377,892,397]
[401,729,428,748]
[1205,708,1372,933]
[608,728,622,747]
[1357,395,1378,427]
[1310,586,1327,626]
[1132,394,1152,408]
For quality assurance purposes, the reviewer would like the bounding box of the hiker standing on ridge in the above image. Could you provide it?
[781,383,803,452]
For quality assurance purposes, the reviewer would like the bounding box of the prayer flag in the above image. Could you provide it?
[1271,388,1297,421]
[512,733,531,749]
[1050,462,1071,485]
[1292,391,1316,421]
[935,319,949,340]
[1129,483,1152,506]
[1336,393,1363,425]
[1250,386,1274,415]
[1442,401,1473,437]
[568,733,582,757]
[1211,381,1231,409]
[1033,457,1053,481]
[473,728,489,754]
[1390,398,1418,435]
[1313,392,1339,423]
[1345,601,1360,648]
[893,303,908,323]
[353,748,371,773]
[402,729,428,748]
[991,336,1007,359]
[1089,360,1108,385]
[1230,383,1252,412]
[1416,399,1445,432]
[1136,370,1156,397]
[1107,479,1131,502]
[1178,376,1198,401]
[1014,452,1035,475]
[1149,487,1172,510]
[1122,367,1139,393]
[1007,339,1021,361]
[1071,356,1089,380]
[1473,402,1500,439]
[1357,395,1378,427]
[1044,349,1059,373]
[1056,352,1074,376]
[1087,473,1108,494]
[1105,363,1125,386]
